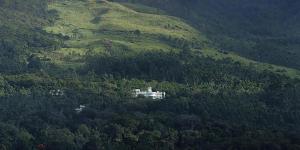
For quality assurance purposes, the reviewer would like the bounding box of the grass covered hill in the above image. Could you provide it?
[0,0,299,149]
[43,0,207,68]
[118,0,300,70]
[44,0,300,78]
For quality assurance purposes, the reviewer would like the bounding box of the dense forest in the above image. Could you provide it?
[0,0,300,149]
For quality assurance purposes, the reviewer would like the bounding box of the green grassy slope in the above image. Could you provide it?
[119,2,167,15]
[43,0,300,79]
[117,0,300,70]
[44,0,206,68]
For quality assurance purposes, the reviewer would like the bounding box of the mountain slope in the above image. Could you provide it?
[0,0,300,149]
[117,0,300,70]
[44,0,207,68]
[0,0,62,73]
[43,0,300,78]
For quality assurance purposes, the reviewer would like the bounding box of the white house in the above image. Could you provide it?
[49,89,64,96]
[132,87,166,100]
[75,105,86,113]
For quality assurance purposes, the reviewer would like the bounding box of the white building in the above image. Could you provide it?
[132,87,166,100]
[75,105,86,113]
[49,89,64,96]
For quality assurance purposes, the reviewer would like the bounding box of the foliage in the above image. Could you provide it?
[0,0,299,149]
[118,0,300,70]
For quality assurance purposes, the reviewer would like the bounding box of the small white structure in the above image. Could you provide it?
[132,87,166,100]
[49,89,64,96]
[75,105,86,113]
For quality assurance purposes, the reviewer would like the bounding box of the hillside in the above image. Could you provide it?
[118,0,300,70]
[43,0,300,78]
[44,0,207,69]
[0,0,62,73]
[0,0,299,149]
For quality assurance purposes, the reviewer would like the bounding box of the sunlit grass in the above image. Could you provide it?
[44,0,300,79]
[44,0,206,67]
